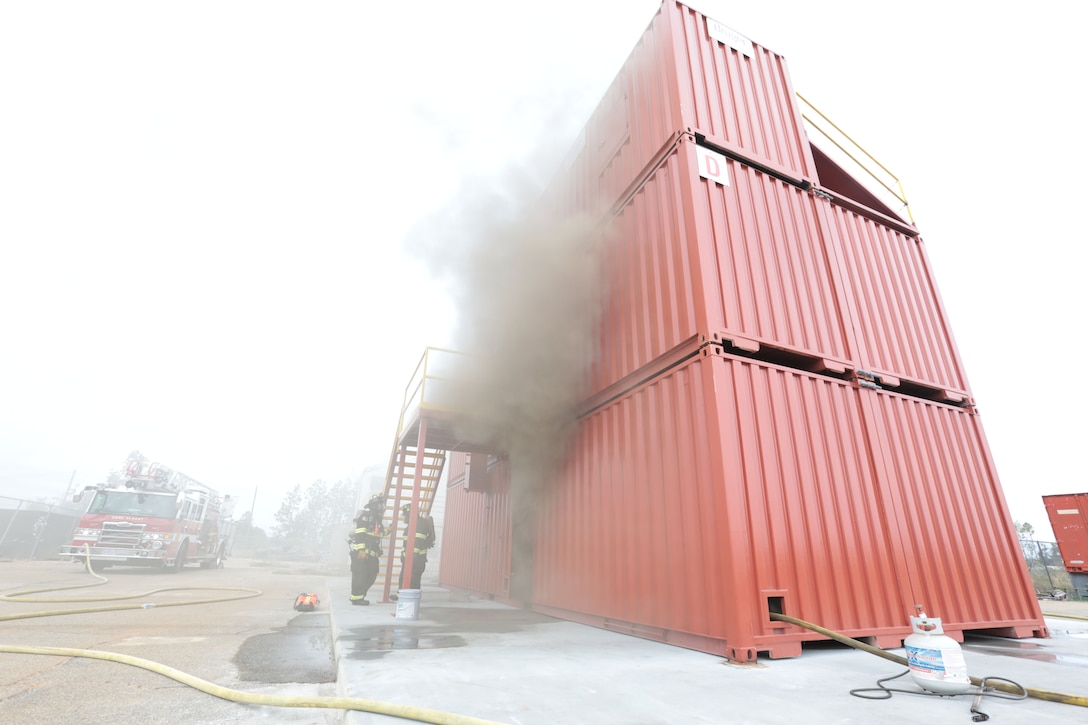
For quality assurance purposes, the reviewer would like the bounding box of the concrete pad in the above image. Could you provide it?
[328,581,1088,724]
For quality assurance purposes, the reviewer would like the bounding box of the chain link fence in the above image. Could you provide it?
[1019,538,1088,600]
[0,496,82,560]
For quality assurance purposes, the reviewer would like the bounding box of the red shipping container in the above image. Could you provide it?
[579,131,971,402]
[1043,493,1088,574]
[587,134,852,400]
[560,0,815,220]
[447,451,468,482]
[532,346,1044,660]
[439,455,514,602]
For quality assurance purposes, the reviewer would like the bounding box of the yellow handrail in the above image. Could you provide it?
[797,92,913,224]
[381,347,467,499]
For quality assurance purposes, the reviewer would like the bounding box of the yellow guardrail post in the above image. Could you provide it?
[797,92,913,224]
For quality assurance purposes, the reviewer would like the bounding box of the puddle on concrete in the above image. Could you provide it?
[343,626,466,659]
[962,636,1088,667]
[341,609,554,661]
[234,613,335,682]
[425,606,555,632]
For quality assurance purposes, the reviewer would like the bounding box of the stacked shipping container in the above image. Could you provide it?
[438,0,1045,660]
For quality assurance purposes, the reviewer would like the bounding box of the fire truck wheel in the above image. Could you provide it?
[171,543,188,573]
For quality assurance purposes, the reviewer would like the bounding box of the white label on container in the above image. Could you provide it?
[707,17,754,57]
[1057,509,1080,514]
[696,145,730,186]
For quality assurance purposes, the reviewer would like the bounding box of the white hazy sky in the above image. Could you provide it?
[1,1,1083,538]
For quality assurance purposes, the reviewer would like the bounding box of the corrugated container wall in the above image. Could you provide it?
[584,132,971,401]
[588,135,851,398]
[854,384,1039,627]
[439,453,513,602]
[535,347,1044,659]
[819,201,970,395]
[560,0,815,221]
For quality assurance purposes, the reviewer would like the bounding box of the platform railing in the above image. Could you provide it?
[382,347,466,496]
[797,92,913,224]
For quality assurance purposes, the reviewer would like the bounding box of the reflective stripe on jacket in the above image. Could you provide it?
[399,516,435,557]
[350,523,387,557]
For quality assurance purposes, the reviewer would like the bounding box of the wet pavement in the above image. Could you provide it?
[234,611,336,684]
[327,581,1088,724]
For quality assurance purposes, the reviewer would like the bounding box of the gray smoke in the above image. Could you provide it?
[403,103,612,601]
[406,163,606,485]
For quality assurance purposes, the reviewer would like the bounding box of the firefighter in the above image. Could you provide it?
[390,502,435,601]
[348,494,387,606]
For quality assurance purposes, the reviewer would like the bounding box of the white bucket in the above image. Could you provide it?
[394,589,421,620]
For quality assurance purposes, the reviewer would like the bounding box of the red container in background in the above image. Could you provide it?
[560,0,815,219]
[1043,493,1088,574]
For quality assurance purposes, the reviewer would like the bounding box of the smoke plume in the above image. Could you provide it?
[406,164,605,484]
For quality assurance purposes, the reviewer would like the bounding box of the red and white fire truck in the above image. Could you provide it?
[61,459,236,571]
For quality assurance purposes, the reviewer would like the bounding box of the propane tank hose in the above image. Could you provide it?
[0,549,504,725]
[769,612,1088,711]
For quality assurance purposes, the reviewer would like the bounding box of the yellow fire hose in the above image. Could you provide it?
[0,550,504,725]
[1041,611,1088,622]
[6,551,1085,721]
[769,612,1088,708]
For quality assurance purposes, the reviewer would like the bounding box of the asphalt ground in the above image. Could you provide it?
[0,557,341,724]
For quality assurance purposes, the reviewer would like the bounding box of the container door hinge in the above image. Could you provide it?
[853,369,882,390]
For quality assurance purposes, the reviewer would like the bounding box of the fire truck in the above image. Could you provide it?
[61,459,236,571]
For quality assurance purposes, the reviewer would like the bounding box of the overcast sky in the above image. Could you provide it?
[1,1,1083,538]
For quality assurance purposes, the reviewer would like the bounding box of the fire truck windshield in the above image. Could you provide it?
[87,491,179,518]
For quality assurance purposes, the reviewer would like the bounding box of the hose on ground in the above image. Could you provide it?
[769,612,1088,708]
[0,644,502,725]
[1041,611,1088,622]
[0,549,506,725]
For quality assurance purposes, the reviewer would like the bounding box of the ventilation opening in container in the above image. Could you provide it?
[762,589,790,634]
[712,340,851,382]
[893,379,970,407]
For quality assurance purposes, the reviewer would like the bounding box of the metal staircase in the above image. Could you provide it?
[371,346,501,598]
[373,347,464,597]
[375,444,446,591]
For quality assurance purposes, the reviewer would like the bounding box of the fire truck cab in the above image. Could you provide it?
[62,460,235,571]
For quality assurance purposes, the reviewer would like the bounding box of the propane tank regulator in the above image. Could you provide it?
[904,605,971,695]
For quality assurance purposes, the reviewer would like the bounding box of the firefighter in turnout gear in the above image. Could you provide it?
[348,494,388,605]
[390,502,436,601]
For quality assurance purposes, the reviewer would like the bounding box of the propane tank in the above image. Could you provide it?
[904,605,971,695]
